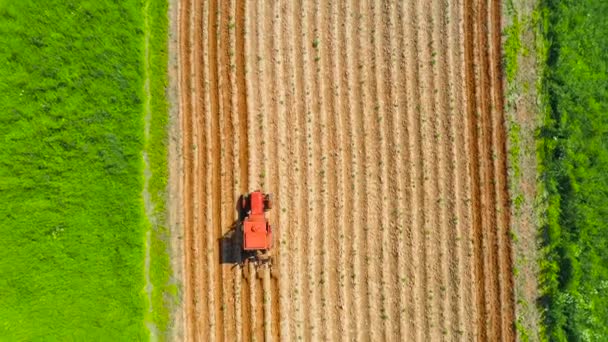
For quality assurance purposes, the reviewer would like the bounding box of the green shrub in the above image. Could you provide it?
[538,0,608,339]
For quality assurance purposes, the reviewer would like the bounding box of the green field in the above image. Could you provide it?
[539,0,608,339]
[0,0,170,340]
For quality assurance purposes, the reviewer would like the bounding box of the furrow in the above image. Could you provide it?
[277,0,295,340]
[192,0,202,338]
[302,0,320,338]
[431,0,452,337]
[362,0,382,340]
[265,1,281,341]
[310,0,324,339]
[291,0,307,340]
[235,0,248,194]
[247,262,258,342]
[353,0,371,340]
[488,0,515,338]
[454,0,477,339]
[415,0,435,339]
[218,0,237,339]
[252,1,268,340]
[207,0,224,339]
[345,0,364,339]
[246,0,262,339]
[240,0,255,338]
[234,0,248,338]
[322,0,341,340]
[334,0,351,339]
[375,0,394,339]
[263,267,272,342]
[463,0,487,339]
[394,0,411,338]
[405,0,424,339]
[474,0,501,338]
[179,0,195,338]
[445,0,467,338]
[229,0,241,340]
[316,0,337,339]
[196,0,213,339]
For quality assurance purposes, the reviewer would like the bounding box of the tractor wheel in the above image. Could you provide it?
[241,195,248,210]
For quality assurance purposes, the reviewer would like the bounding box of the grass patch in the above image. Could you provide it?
[538,0,608,339]
[0,0,170,339]
[503,0,523,83]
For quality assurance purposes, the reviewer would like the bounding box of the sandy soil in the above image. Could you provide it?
[174,0,515,340]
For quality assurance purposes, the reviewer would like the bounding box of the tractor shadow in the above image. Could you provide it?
[218,195,248,265]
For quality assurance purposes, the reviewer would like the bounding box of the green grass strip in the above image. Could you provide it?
[0,0,162,339]
[144,0,175,338]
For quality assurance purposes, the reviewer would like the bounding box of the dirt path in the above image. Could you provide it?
[174,0,515,340]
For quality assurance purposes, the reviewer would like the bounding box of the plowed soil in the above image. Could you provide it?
[174,0,514,341]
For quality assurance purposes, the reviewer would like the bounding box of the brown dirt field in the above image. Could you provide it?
[173,0,515,340]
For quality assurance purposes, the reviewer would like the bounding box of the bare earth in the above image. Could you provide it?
[173,0,514,340]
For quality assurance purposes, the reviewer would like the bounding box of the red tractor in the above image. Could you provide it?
[240,191,273,263]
